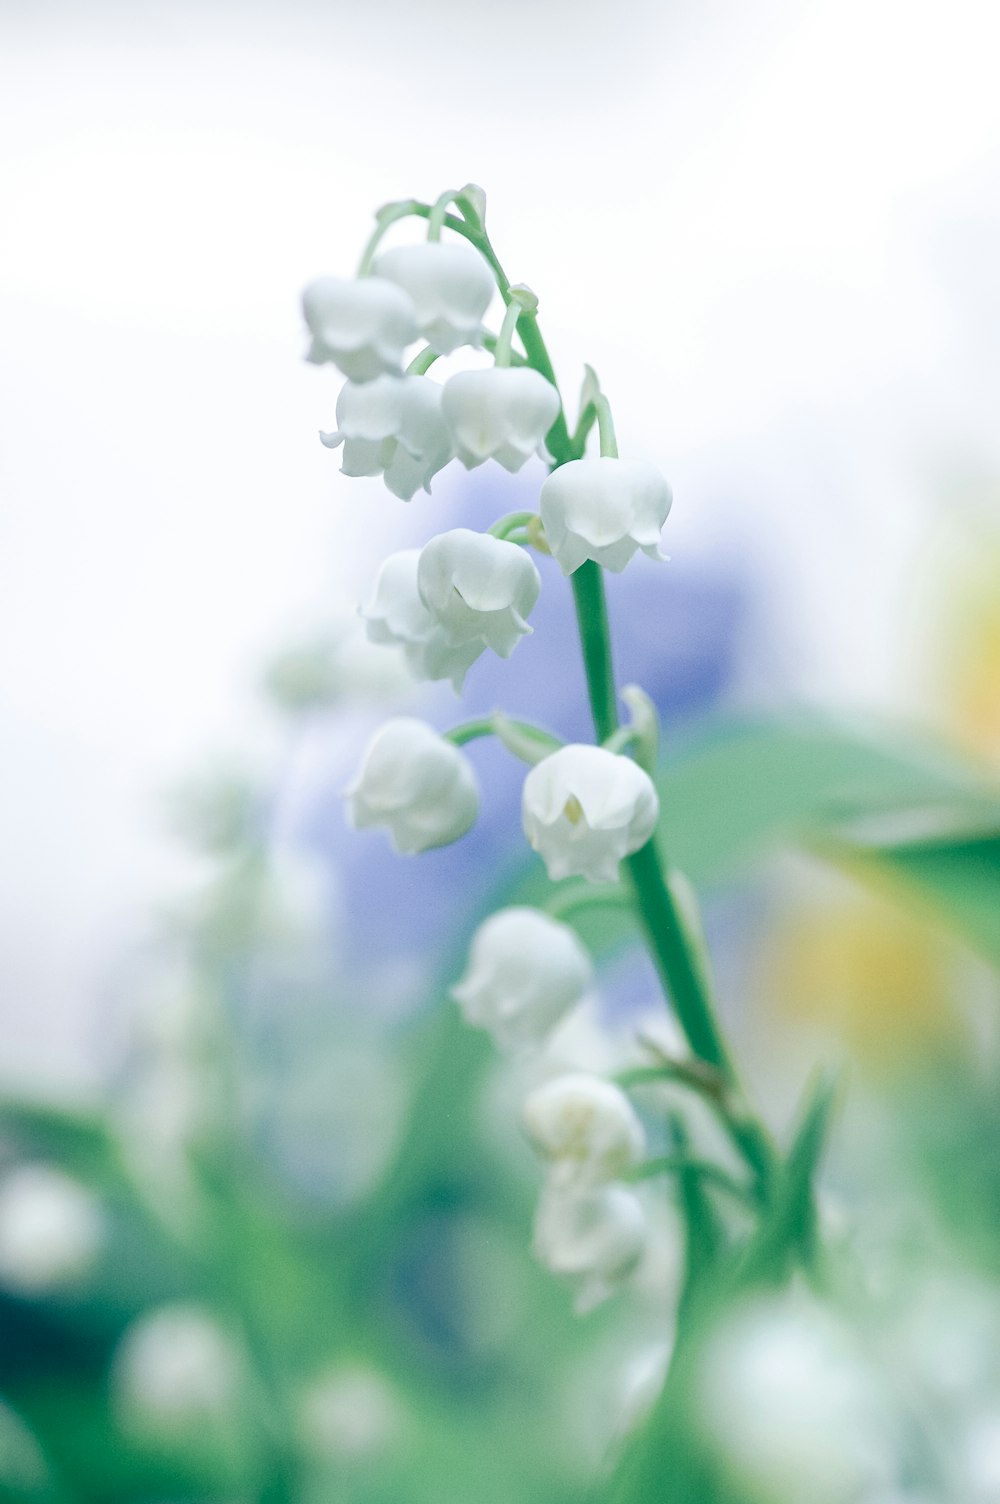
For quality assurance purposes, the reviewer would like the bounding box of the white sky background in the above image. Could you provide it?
[1,0,999,1089]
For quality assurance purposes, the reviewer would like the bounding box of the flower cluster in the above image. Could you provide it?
[307,188,674,1311]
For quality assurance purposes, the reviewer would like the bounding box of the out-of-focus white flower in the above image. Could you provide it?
[375,240,494,354]
[615,1340,672,1438]
[441,367,560,471]
[522,1074,644,1188]
[417,528,541,658]
[534,1181,647,1314]
[300,1365,401,1461]
[539,457,672,574]
[0,1166,101,1292]
[113,1303,241,1429]
[320,374,452,501]
[361,549,483,691]
[452,906,592,1052]
[302,275,418,381]
[700,1293,893,1504]
[522,745,659,883]
[962,1410,1000,1503]
[344,718,478,854]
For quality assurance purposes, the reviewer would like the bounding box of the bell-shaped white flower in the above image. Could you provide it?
[522,745,660,884]
[534,1181,647,1313]
[302,276,418,381]
[522,1074,645,1189]
[0,1165,102,1292]
[320,375,453,501]
[113,1303,242,1429]
[417,528,541,658]
[344,718,478,854]
[441,367,561,472]
[451,906,592,1051]
[539,457,673,575]
[361,550,483,692]
[375,241,494,354]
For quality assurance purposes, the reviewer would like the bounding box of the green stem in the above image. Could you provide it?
[406,346,440,376]
[493,297,523,368]
[569,562,618,743]
[427,188,458,241]
[630,1155,755,1206]
[357,199,420,275]
[596,394,618,458]
[488,510,538,540]
[546,882,631,921]
[443,717,498,747]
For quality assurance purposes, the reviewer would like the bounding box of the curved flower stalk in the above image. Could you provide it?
[308,187,831,1394]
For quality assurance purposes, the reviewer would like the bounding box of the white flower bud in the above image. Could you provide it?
[302,276,418,381]
[451,906,592,1051]
[534,1181,647,1313]
[441,367,561,472]
[375,240,495,355]
[344,718,478,853]
[539,457,673,575]
[522,745,659,884]
[417,528,541,658]
[320,374,453,501]
[361,550,483,691]
[0,1166,101,1292]
[522,1074,644,1188]
[113,1303,241,1430]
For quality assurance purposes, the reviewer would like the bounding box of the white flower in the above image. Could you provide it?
[302,275,418,381]
[451,906,592,1051]
[361,550,483,691]
[534,1181,647,1313]
[539,457,673,574]
[344,718,478,854]
[320,374,452,501]
[441,367,561,472]
[375,240,495,354]
[300,1365,400,1461]
[522,1074,644,1189]
[0,1166,101,1292]
[522,745,660,884]
[417,528,541,658]
[113,1303,241,1429]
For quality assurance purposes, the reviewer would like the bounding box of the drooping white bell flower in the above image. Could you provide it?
[534,1181,647,1313]
[441,367,561,472]
[375,240,495,354]
[320,374,453,501]
[361,550,483,692]
[0,1165,102,1292]
[302,276,418,381]
[522,1074,645,1189]
[539,457,673,575]
[522,745,660,883]
[344,718,478,854]
[113,1303,242,1430]
[451,906,592,1052]
[417,528,541,658]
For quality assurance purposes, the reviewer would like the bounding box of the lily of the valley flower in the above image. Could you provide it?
[361,550,483,691]
[375,241,495,355]
[522,745,659,883]
[451,906,592,1051]
[441,367,561,472]
[417,528,541,658]
[0,1165,102,1293]
[522,1074,645,1189]
[302,276,418,381]
[344,718,478,854]
[539,456,673,574]
[320,375,453,501]
[533,1180,647,1313]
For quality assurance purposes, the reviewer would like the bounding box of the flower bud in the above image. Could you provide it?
[539,457,673,575]
[451,906,592,1051]
[302,276,418,381]
[533,1181,647,1313]
[344,718,478,854]
[0,1165,101,1292]
[441,367,561,472]
[522,745,659,884]
[375,241,495,354]
[417,528,541,658]
[361,550,483,691]
[321,375,453,500]
[521,1074,645,1188]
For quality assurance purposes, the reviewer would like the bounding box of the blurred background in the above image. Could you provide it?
[2,1,1000,1500]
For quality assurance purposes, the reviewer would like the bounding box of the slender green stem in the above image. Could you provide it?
[570,562,618,743]
[427,188,458,241]
[603,725,639,755]
[406,346,440,376]
[489,510,538,540]
[546,882,631,921]
[630,1155,755,1206]
[357,199,419,275]
[443,718,498,747]
[596,394,618,458]
[493,297,523,367]
[443,713,561,762]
